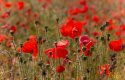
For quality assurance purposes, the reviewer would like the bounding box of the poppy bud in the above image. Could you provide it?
[90,47,94,51]
[15,52,20,57]
[45,26,48,32]
[38,60,43,68]
[100,36,106,44]
[19,57,23,64]
[23,60,27,64]
[42,70,46,76]
[105,21,109,26]
[110,53,116,58]
[35,20,40,25]
[96,36,99,40]
[81,55,87,61]
[56,18,59,23]
[86,68,90,73]
[10,30,14,36]
[77,49,81,53]
[82,47,86,51]
[38,36,42,43]
[75,37,79,42]
[100,21,109,31]
[100,25,105,31]
[107,34,110,41]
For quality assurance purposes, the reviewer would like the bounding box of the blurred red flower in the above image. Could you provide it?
[84,41,94,56]
[56,40,69,48]
[98,64,110,76]
[18,35,38,58]
[1,24,9,29]
[45,47,68,59]
[79,35,94,56]
[109,39,123,52]
[92,15,100,23]
[0,34,6,43]
[68,7,80,15]
[79,35,90,45]
[1,12,10,19]
[92,31,102,37]
[29,35,37,41]
[60,18,83,39]
[56,65,65,73]
[107,25,117,31]
[79,5,88,13]
[5,2,12,8]
[17,1,24,10]
[79,0,87,5]
[10,25,17,33]
[86,41,94,50]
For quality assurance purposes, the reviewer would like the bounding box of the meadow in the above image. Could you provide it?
[0,0,125,80]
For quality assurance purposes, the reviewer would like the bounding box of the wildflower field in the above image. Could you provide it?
[0,0,125,80]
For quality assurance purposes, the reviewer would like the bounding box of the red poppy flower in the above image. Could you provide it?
[92,31,102,37]
[29,35,37,41]
[45,47,68,59]
[1,24,9,29]
[56,40,69,48]
[20,23,29,30]
[56,65,65,73]
[78,0,86,5]
[92,15,100,23]
[106,25,117,31]
[17,1,24,10]
[98,64,110,76]
[1,12,10,19]
[0,34,6,43]
[6,39,12,47]
[60,18,83,39]
[83,27,89,34]
[18,35,38,58]
[83,41,94,56]
[115,31,121,37]
[79,35,94,56]
[109,39,123,52]
[10,25,17,33]
[79,35,90,45]
[86,41,94,50]
[79,5,88,13]
[46,60,50,65]
[68,7,80,15]
[62,58,69,66]
[33,13,39,19]
[5,2,12,8]
[5,37,14,47]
